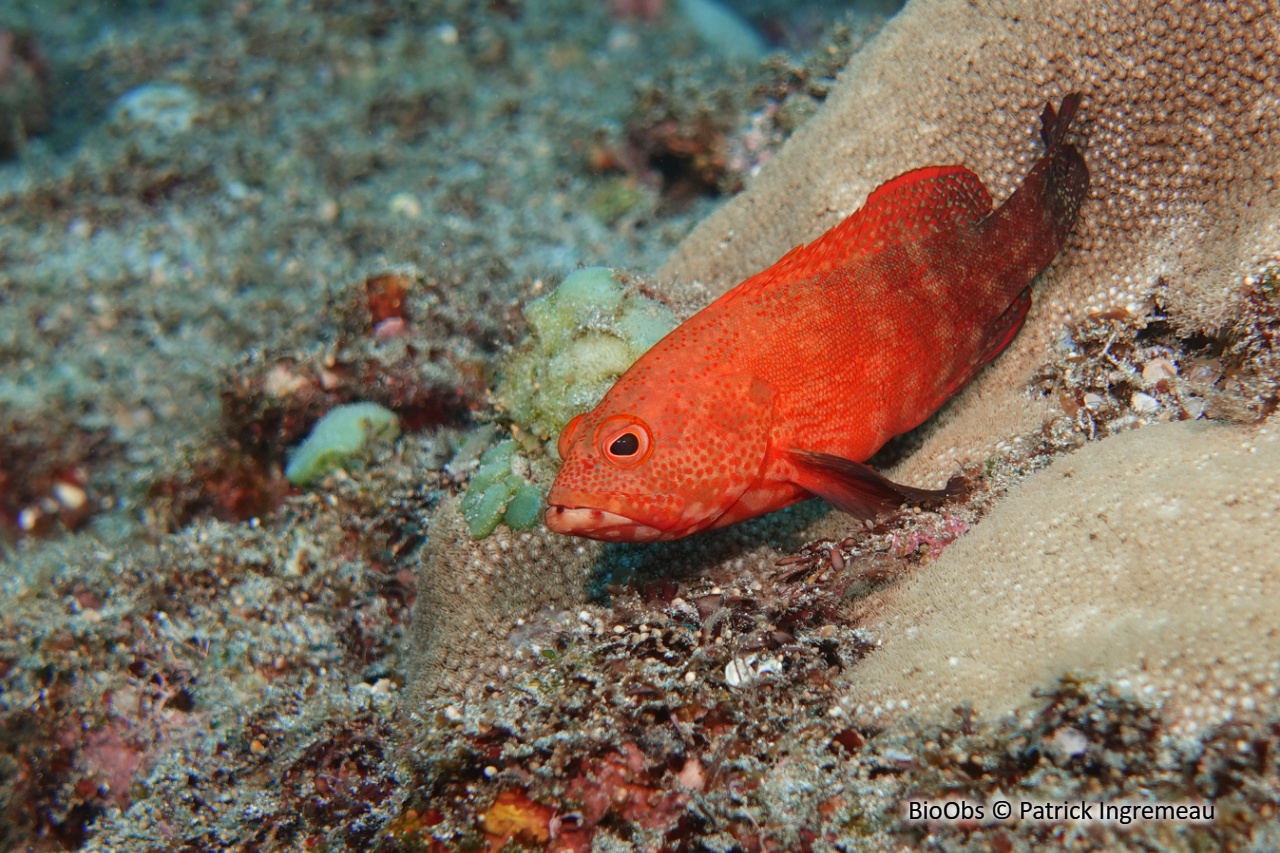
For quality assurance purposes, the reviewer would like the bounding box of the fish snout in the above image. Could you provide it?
[543,502,666,542]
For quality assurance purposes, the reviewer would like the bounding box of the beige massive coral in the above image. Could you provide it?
[842,419,1280,734]
[412,497,602,694]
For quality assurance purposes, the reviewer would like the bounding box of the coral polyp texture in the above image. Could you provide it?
[843,420,1280,735]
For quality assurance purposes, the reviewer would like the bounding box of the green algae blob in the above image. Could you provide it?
[502,481,544,529]
[495,267,677,442]
[285,402,400,486]
[459,439,544,538]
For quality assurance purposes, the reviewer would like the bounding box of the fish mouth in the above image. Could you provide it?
[544,504,666,542]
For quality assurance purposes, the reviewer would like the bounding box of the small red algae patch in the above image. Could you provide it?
[383,807,450,852]
[146,447,290,531]
[564,744,689,832]
[610,0,665,22]
[886,513,969,561]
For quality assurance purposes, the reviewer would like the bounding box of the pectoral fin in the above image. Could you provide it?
[787,449,961,520]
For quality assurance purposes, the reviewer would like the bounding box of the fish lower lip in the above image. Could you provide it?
[544,505,665,542]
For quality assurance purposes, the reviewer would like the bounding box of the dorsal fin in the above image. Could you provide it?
[725,166,994,301]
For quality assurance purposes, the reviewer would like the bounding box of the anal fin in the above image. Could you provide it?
[788,449,962,521]
[926,287,1032,414]
[980,286,1033,368]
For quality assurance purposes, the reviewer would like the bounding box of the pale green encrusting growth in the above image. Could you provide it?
[459,439,544,538]
[494,267,677,443]
[284,402,400,486]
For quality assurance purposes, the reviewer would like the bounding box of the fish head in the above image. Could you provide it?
[545,371,775,542]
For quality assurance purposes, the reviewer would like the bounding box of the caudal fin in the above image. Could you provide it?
[1040,92,1080,149]
[983,93,1090,287]
[1036,92,1090,248]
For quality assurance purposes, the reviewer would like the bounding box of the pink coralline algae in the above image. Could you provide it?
[887,514,970,561]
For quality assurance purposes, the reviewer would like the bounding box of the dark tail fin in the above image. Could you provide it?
[1036,92,1089,247]
[983,93,1090,290]
[1039,92,1079,148]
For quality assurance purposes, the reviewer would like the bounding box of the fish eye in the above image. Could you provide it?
[558,413,586,460]
[609,431,640,456]
[597,416,652,467]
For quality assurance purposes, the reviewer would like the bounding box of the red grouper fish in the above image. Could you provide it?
[546,94,1090,542]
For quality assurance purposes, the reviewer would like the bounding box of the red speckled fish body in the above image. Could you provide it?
[547,96,1089,542]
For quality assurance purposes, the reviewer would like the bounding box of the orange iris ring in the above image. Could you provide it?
[595,415,653,468]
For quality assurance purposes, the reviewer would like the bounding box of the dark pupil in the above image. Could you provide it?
[609,431,640,456]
